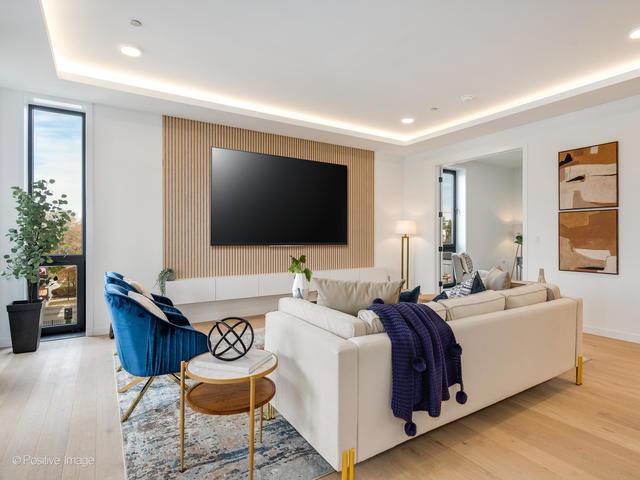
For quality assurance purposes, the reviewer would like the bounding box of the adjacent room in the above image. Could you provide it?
[1,1,639,480]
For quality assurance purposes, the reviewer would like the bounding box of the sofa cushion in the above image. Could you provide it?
[438,290,506,321]
[424,301,447,320]
[278,297,368,339]
[498,284,548,309]
[541,283,561,301]
[314,278,404,316]
[484,267,511,291]
[357,302,447,333]
[357,310,385,334]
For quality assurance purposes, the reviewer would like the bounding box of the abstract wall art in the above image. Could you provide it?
[558,141,618,210]
[559,209,618,274]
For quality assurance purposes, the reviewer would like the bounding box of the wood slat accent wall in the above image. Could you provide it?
[163,116,374,279]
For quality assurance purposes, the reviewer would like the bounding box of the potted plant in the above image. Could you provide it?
[288,255,312,300]
[155,267,176,296]
[2,179,73,353]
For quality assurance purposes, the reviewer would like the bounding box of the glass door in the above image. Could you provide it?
[28,105,86,335]
[438,169,457,289]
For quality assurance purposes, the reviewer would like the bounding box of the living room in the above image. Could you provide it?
[1,1,639,479]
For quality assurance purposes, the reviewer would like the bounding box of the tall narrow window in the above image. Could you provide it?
[441,169,457,253]
[29,105,86,335]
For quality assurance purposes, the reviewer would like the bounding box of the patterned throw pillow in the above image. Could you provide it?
[437,272,486,300]
[460,253,474,274]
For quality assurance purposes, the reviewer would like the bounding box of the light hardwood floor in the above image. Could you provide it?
[0,332,638,479]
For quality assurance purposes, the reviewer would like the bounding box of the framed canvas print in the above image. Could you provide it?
[559,209,618,274]
[558,141,618,210]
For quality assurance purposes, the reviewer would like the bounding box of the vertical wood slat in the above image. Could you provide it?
[163,116,375,279]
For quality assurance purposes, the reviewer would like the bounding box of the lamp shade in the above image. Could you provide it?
[395,220,417,236]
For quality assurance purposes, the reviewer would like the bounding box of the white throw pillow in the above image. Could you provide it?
[314,278,404,316]
[484,267,511,291]
[124,277,154,300]
[128,291,169,322]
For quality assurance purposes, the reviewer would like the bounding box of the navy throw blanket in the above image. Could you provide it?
[368,302,467,436]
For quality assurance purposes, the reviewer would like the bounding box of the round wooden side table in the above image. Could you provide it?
[179,351,278,479]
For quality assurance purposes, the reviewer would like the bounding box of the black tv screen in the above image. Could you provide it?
[211,147,348,245]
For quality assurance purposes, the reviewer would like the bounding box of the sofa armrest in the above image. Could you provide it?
[265,311,358,471]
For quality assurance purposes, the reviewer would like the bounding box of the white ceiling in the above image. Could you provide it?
[3,1,640,152]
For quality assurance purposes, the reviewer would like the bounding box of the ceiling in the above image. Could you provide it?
[2,1,640,153]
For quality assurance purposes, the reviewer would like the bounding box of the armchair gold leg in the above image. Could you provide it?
[121,376,155,422]
[118,376,145,393]
[341,448,355,480]
[576,355,583,385]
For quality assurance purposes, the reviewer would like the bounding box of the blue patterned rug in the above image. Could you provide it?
[115,329,333,479]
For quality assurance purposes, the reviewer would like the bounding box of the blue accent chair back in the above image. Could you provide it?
[105,272,176,307]
[105,284,208,378]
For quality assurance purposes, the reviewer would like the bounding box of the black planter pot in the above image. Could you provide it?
[6,300,43,354]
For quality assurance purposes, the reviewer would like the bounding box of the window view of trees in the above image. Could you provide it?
[30,106,85,331]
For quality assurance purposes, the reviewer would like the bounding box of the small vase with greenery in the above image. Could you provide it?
[2,179,73,353]
[288,255,312,300]
[155,267,176,296]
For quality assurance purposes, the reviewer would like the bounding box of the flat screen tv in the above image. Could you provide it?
[211,147,348,245]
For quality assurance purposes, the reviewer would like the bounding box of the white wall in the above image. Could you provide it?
[375,153,404,282]
[0,89,27,346]
[90,105,163,335]
[0,87,402,344]
[405,94,640,343]
[459,161,522,272]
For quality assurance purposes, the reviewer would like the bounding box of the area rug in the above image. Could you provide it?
[114,329,333,479]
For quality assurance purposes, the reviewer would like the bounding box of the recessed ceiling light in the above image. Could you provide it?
[130,19,142,27]
[430,107,439,111]
[401,118,415,124]
[120,45,142,57]
[460,94,475,102]
[630,28,640,39]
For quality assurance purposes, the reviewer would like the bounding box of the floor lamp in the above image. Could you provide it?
[395,220,417,289]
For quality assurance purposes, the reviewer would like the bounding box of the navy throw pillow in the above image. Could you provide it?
[432,291,449,302]
[399,285,421,303]
[471,272,486,294]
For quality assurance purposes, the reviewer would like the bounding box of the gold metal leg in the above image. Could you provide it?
[180,361,186,472]
[341,448,355,480]
[118,377,145,393]
[264,403,276,420]
[116,365,122,373]
[121,376,155,422]
[576,355,583,385]
[260,405,263,442]
[249,376,256,480]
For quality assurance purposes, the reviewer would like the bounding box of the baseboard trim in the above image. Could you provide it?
[583,325,640,344]
[0,336,11,349]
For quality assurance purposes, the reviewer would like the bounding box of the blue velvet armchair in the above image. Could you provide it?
[105,283,208,421]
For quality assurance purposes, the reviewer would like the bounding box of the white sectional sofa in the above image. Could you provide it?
[265,283,583,477]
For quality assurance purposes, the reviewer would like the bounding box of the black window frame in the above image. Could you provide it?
[28,104,87,336]
[441,168,457,253]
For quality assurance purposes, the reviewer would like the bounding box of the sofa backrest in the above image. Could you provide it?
[496,283,547,309]
[438,290,506,321]
[278,297,368,339]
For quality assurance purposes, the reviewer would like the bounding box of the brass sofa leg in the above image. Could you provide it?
[264,403,277,420]
[341,448,355,480]
[121,377,155,422]
[576,355,583,385]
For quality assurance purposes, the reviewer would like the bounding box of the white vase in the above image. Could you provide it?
[292,273,309,300]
